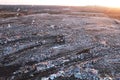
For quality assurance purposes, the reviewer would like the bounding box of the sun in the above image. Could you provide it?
[94,0,120,8]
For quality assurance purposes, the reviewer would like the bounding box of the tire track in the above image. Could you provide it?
[11,44,109,80]
[0,35,65,65]
[0,35,64,45]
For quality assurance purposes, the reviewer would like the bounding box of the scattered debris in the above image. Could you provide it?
[0,6,120,80]
[7,24,11,28]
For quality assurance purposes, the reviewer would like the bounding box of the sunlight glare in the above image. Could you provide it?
[0,0,120,8]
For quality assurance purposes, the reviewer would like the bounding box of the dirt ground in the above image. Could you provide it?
[0,6,120,80]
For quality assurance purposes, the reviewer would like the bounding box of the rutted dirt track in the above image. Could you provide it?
[0,12,120,80]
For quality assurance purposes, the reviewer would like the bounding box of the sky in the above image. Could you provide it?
[0,0,120,8]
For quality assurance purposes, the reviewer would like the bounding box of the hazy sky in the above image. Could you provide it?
[0,0,120,8]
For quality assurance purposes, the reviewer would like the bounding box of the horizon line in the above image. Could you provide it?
[0,4,119,8]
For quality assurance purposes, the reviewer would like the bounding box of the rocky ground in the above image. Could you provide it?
[0,9,120,80]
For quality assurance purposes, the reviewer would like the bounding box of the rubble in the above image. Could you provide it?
[0,7,120,80]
